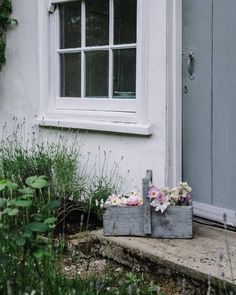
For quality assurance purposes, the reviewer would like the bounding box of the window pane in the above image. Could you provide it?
[114,0,137,45]
[86,51,108,97]
[86,0,109,46]
[60,2,81,49]
[113,49,136,98]
[60,53,81,97]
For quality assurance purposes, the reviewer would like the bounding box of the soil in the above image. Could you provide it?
[54,203,102,236]
[61,252,214,295]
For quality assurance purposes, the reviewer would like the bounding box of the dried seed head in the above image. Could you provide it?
[223,212,227,223]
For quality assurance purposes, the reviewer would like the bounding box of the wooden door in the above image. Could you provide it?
[182,0,236,218]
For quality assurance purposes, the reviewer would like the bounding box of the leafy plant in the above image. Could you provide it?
[0,0,17,69]
[0,121,131,234]
[0,175,62,291]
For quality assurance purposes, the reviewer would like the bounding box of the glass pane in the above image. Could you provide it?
[86,0,109,46]
[60,2,81,49]
[113,49,136,98]
[114,0,137,44]
[60,53,81,97]
[86,51,109,97]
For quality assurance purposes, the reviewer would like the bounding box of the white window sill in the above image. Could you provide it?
[34,117,152,136]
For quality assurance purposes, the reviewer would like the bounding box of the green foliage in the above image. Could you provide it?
[0,176,62,292]
[0,125,83,202]
[0,176,159,294]
[0,0,17,69]
[0,122,129,226]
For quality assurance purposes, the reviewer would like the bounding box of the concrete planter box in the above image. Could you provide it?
[103,171,193,239]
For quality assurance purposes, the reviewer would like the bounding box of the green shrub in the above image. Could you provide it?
[0,176,61,292]
[0,0,17,69]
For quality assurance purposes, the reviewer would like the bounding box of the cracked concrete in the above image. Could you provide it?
[68,223,236,292]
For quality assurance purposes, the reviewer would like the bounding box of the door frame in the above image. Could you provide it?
[166,0,236,227]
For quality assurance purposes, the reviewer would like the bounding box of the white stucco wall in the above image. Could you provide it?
[0,0,168,192]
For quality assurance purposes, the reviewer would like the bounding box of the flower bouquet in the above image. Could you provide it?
[148,182,192,213]
[103,170,193,238]
[104,190,143,207]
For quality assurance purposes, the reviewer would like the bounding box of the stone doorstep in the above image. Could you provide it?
[68,223,236,292]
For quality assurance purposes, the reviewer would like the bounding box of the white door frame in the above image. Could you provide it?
[166,0,236,227]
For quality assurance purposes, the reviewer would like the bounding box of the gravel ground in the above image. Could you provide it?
[61,253,214,295]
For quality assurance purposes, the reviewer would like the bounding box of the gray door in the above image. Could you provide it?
[182,0,236,212]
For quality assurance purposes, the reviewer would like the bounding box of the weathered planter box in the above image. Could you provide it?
[103,171,193,239]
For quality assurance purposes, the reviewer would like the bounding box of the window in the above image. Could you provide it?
[37,0,151,134]
[59,0,137,100]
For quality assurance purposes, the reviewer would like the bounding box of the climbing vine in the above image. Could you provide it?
[0,0,16,70]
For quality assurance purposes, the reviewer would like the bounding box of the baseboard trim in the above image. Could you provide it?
[193,201,236,227]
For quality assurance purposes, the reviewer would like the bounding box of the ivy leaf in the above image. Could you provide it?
[0,180,17,191]
[0,180,7,191]
[6,199,16,206]
[23,229,32,239]
[33,248,44,259]
[2,208,10,215]
[31,213,45,222]
[44,217,57,225]
[19,194,34,200]
[0,198,6,208]
[25,176,37,185]
[28,222,49,233]
[47,200,61,210]
[15,237,26,247]
[18,187,35,195]
[7,208,19,216]
[15,200,32,207]
[6,181,18,191]
[25,176,48,189]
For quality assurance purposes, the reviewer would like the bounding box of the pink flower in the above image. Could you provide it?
[124,190,143,206]
[156,191,169,203]
[150,191,170,213]
[148,186,159,199]
[126,195,140,206]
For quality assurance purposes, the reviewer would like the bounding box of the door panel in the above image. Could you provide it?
[182,0,213,205]
[183,0,236,213]
[213,0,236,209]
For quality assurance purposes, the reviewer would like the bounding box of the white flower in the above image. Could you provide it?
[176,182,192,196]
[154,201,171,213]
[150,198,159,207]
[150,197,170,213]
[105,194,123,206]
[95,199,99,207]
[170,193,179,201]
[100,199,104,209]
[161,187,171,195]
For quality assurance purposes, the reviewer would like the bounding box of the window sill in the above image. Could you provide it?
[34,117,153,136]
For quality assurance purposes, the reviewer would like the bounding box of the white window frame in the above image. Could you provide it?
[37,0,152,135]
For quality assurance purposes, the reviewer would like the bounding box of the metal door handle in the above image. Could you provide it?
[187,49,195,80]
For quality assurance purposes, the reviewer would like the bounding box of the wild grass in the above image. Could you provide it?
[0,119,130,226]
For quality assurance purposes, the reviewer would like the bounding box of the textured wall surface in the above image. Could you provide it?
[0,0,168,192]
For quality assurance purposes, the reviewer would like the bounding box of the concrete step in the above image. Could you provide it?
[68,223,236,293]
